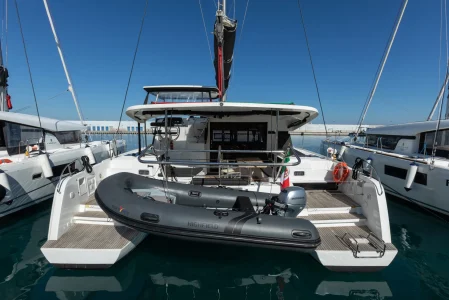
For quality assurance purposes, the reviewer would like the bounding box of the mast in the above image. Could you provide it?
[214,0,236,102]
[216,0,226,101]
[0,0,8,112]
[42,0,84,125]
[356,0,408,135]
[221,0,226,101]
[0,43,6,112]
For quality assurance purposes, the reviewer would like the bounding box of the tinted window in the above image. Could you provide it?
[384,165,427,185]
[366,135,415,150]
[423,129,449,158]
[53,131,81,144]
[4,122,44,155]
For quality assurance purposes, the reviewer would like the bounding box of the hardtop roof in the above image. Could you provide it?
[0,111,85,132]
[366,120,449,136]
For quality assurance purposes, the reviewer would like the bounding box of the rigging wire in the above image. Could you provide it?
[440,0,449,119]
[355,0,407,134]
[4,0,6,67]
[228,0,250,87]
[439,0,443,87]
[198,0,214,64]
[239,0,250,46]
[115,0,149,138]
[1,0,3,61]
[14,0,42,129]
[356,1,403,128]
[44,89,69,102]
[444,0,449,67]
[432,0,449,164]
[297,0,328,137]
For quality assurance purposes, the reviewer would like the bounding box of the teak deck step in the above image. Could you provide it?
[316,226,396,252]
[86,193,98,206]
[306,190,360,213]
[301,212,366,224]
[73,210,114,225]
[84,194,102,211]
[42,224,140,250]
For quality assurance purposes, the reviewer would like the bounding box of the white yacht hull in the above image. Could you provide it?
[42,150,397,272]
[322,141,449,216]
[0,140,126,218]
[42,152,147,269]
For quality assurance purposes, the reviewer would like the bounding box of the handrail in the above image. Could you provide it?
[137,145,301,167]
[150,149,286,154]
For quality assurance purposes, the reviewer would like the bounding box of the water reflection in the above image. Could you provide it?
[34,235,395,300]
[315,281,392,298]
[0,203,51,299]
[1,135,448,299]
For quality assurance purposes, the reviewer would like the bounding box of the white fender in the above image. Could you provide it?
[39,153,53,178]
[0,172,12,202]
[363,157,373,174]
[404,162,418,191]
[84,146,96,164]
[110,140,118,157]
[337,145,347,160]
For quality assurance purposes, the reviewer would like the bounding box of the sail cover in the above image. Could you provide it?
[214,16,237,97]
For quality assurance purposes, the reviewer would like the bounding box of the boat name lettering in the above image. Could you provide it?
[446,180,449,187]
[188,221,218,229]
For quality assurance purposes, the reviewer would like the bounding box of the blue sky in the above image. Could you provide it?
[1,0,446,125]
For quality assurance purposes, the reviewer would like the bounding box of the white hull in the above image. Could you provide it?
[0,140,126,218]
[42,149,396,271]
[322,141,449,216]
[42,151,147,268]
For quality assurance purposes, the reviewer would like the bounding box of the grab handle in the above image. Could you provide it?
[188,191,202,197]
[141,213,159,223]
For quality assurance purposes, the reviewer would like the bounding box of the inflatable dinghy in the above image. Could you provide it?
[95,173,321,251]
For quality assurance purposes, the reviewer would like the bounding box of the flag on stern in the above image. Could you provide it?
[280,149,291,189]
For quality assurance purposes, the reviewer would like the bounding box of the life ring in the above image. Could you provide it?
[333,162,350,183]
[0,159,12,164]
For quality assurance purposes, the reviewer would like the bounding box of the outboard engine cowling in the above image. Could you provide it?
[275,186,307,217]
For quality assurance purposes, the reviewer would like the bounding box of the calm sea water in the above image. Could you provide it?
[0,135,448,299]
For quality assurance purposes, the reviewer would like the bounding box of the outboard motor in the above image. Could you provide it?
[264,187,307,217]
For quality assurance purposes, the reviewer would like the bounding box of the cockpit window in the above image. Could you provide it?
[422,129,449,158]
[52,131,81,144]
[3,122,44,155]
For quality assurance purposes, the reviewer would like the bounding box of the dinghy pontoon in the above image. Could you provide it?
[95,172,320,251]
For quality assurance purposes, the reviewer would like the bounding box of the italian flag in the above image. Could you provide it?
[280,149,291,189]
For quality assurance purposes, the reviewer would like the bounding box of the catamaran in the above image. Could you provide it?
[41,1,396,272]
[42,86,397,272]
[0,1,126,218]
[322,0,449,217]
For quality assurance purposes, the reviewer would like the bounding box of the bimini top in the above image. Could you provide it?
[366,120,449,137]
[143,85,220,102]
[0,111,85,132]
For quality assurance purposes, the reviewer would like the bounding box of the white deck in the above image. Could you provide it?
[42,193,147,269]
